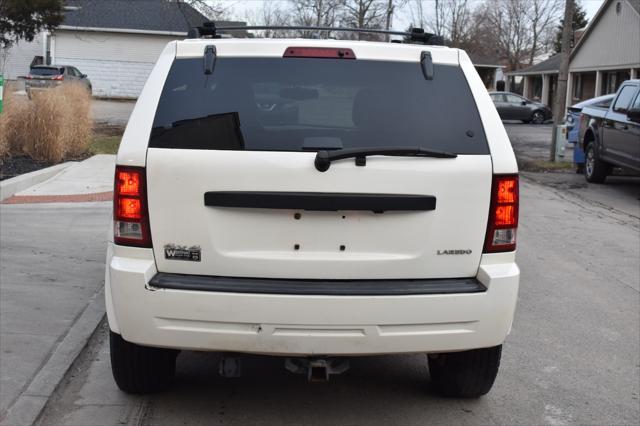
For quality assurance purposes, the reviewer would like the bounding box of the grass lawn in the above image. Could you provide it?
[88,135,121,155]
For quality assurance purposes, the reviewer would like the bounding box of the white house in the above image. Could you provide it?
[1,0,245,98]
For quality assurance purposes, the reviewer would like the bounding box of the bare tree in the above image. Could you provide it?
[407,0,426,29]
[408,0,474,47]
[527,0,563,65]
[183,0,231,20]
[477,0,563,70]
[245,1,293,37]
[289,0,345,26]
[342,0,387,40]
[480,0,531,70]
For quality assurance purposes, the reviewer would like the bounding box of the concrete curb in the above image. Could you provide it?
[0,288,106,426]
[0,162,76,202]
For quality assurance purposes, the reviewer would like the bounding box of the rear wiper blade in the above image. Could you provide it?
[314,146,457,172]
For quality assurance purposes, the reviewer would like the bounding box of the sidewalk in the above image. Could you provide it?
[0,155,115,425]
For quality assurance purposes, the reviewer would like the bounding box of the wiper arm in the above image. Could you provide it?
[314,146,457,172]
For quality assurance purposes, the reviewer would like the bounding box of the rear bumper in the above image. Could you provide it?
[106,244,520,356]
[25,81,61,91]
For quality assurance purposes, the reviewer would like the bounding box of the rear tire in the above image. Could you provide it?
[110,331,178,394]
[584,143,610,183]
[428,345,502,398]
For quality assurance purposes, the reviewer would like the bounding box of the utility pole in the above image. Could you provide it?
[385,0,394,42]
[435,0,440,35]
[550,0,574,161]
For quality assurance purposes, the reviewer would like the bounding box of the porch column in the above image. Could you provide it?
[595,70,603,96]
[541,74,550,105]
[565,72,573,110]
[50,34,55,65]
[493,68,499,91]
[505,76,511,92]
[631,68,638,79]
[523,76,530,98]
[42,32,48,65]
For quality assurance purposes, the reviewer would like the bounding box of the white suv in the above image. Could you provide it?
[106,30,520,398]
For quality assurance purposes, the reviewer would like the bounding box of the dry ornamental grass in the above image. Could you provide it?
[0,83,93,163]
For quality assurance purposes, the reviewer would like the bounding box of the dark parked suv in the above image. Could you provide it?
[490,91,552,124]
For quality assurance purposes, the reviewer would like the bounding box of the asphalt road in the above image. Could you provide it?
[33,154,639,425]
[0,203,111,421]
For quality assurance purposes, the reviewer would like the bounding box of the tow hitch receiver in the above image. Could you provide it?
[219,355,242,378]
[285,357,350,382]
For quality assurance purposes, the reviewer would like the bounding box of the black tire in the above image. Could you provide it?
[110,331,178,394]
[428,345,502,398]
[531,110,545,124]
[584,142,610,183]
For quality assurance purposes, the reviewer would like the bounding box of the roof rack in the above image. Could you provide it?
[187,22,444,46]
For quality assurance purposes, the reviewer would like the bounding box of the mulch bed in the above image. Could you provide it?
[0,156,54,181]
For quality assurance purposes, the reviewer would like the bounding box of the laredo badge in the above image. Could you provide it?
[164,244,201,262]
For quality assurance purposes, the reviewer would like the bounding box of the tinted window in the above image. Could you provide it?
[29,67,62,76]
[613,85,638,113]
[150,58,489,154]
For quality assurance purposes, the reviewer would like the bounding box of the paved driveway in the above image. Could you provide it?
[34,176,640,425]
[91,100,135,127]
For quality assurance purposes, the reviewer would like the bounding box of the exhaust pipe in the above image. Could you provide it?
[285,357,350,382]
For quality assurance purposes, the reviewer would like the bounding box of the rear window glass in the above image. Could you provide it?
[29,67,62,76]
[150,57,489,154]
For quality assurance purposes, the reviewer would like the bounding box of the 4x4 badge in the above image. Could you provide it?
[164,244,201,262]
[437,249,472,255]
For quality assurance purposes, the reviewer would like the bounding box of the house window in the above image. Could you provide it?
[572,74,582,100]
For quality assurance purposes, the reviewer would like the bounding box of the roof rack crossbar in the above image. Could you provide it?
[187,23,444,46]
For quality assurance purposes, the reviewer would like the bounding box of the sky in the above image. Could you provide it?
[214,0,606,30]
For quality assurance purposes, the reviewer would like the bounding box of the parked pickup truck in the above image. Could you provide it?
[579,79,640,183]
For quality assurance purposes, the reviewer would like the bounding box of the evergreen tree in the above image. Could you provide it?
[554,0,588,53]
[0,0,64,49]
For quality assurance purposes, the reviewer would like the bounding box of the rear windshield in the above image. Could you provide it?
[30,67,62,76]
[150,57,488,154]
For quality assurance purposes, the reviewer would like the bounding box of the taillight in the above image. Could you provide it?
[113,166,151,247]
[283,47,356,59]
[484,175,519,253]
[52,74,64,81]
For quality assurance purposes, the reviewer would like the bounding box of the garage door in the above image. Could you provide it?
[53,30,178,98]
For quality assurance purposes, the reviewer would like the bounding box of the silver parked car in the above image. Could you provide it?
[25,65,92,97]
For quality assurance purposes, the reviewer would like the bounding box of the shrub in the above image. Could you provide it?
[0,84,32,159]
[57,83,92,158]
[0,82,92,163]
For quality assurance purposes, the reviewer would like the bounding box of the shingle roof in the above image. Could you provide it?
[506,54,561,76]
[62,0,244,34]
